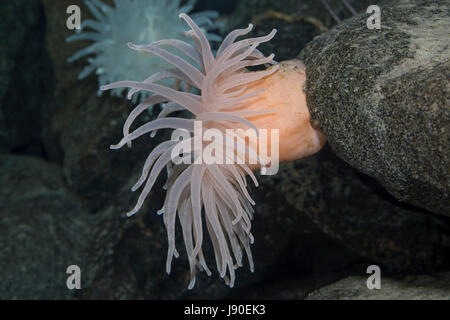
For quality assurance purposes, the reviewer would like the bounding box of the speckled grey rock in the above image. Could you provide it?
[0,155,95,299]
[0,0,52,155]
[298,0,449,216]
[307,272,450,300]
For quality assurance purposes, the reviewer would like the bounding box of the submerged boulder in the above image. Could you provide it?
[0,155,94,299]
[299,0,449,216]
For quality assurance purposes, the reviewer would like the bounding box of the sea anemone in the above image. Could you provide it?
[102,13,326,288]
[67,0,221,102]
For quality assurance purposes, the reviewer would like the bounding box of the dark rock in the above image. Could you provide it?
[224,0,321,62]
[224,0,381,62]
[0,155,94,299]
[299,0,449,215]
[0,0,52,155]
[275,146,450,272]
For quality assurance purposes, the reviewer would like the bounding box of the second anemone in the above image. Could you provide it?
[67,0,221,102]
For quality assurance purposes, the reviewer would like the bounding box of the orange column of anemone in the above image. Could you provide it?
[229,59,327,169]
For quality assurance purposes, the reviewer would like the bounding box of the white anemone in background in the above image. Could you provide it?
[67,0,221,102]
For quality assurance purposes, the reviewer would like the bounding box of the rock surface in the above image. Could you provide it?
[307,271,450,300]
[273,147,450,272]
[0,155,94,299]
[299,0,449,216]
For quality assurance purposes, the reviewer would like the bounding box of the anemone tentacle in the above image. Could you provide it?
[103,13,277,288]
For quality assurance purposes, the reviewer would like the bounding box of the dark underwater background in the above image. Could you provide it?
[0,0,449,299]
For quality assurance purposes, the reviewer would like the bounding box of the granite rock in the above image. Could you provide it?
[299,0,449,215]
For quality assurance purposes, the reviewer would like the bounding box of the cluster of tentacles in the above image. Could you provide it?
[102,13,278,288]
